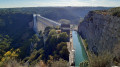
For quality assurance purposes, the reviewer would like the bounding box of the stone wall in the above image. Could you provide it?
[78,11,120,53]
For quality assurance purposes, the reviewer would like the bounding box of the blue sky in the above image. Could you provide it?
[0,0,120,8]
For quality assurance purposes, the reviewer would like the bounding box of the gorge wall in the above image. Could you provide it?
[78,11,120,53]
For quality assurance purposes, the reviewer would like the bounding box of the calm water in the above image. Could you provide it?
[72,31,88,66]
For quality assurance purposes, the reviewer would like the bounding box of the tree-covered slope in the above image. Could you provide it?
[0,11,34,48]
[0,7,111,24]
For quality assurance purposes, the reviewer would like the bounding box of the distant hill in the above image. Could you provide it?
[0,7,111,24]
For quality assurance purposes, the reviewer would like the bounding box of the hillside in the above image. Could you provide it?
[0,11,34,48]
[0,7,111,24]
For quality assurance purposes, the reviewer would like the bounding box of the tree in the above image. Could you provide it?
[44,29,57,61]
[57,42,67,51]
[56,42,69,61]
[0,49,20,67]
[48,29,56,37]
[44,26,53,36]
[29,34,40,43]
[58,32,68,43]
[0,35,11,60]
[39,31,43,38]
[59,46,69,61]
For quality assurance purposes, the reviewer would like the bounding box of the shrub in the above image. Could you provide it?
[51,59,68,67]
[82,39,88,50]
[112,11,120,17]
[79,60,89,67]
[88,51,113,67]
[113,43,120,66]
[0,49,20,67]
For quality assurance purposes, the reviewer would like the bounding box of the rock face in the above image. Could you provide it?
[78,11,120,52]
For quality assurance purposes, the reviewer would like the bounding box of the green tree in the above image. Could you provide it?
[44,26,53,36]
[56,42,69,61]
[48,29,56,37]
[59,46,69,61]
[57,42,67,51]
[29,34,40,43]
[58,32,68,42]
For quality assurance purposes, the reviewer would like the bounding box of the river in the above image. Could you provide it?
[72,31,88,66]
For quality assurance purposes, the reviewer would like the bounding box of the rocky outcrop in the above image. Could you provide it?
[78,11,120,53]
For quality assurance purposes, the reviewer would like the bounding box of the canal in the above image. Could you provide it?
[72,31,88,66]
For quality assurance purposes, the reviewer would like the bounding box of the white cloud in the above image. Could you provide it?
[29,0,90,7]
[29,0,119,7]
[0,0,120,8]
[91,0,97,1]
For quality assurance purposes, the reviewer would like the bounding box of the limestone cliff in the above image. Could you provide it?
[78,11,120,53]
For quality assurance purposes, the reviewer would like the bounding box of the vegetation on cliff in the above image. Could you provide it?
[109,7,120,17]
[0,26,69,67]
[93,7,120,17]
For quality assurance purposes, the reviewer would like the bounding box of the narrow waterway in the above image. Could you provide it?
[72,31,88,66]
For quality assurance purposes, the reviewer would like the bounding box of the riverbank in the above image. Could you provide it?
[79,35,90,63]
[67,31,75,67]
